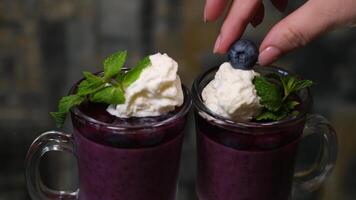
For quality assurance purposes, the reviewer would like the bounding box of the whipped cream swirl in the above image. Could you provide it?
[202,62,261,122]
[107,53,184,118]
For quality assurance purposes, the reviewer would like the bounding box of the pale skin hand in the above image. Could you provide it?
[204,0,356,66]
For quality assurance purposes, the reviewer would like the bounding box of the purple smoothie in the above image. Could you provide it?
[195,112,305,200]
[69,87,191,200]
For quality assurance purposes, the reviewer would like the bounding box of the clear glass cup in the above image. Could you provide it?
[192,66,338,200]
[25,77,192,200]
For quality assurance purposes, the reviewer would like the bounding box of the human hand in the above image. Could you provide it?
[205,0,356,65]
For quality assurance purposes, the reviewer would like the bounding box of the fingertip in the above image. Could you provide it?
[213,39,228,54]
[204,7,208,22]
[216,33,236,53]
[258,46,282,66]
[213,35,221,53]
[217,0,260,53]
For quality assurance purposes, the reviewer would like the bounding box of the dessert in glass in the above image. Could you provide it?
[25,52,191,200]
[192,40,338,200]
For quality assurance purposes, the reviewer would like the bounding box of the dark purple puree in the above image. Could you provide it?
[196,97,307,200]
[75,102,185,148]
[71,101,187,200]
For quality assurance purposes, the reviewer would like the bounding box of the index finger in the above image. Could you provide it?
[204,0,229,22]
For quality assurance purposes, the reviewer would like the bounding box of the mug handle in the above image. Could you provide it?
[25,131,79,200]
[292,114,338,197]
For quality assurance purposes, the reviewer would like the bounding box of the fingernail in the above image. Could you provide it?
[258,46,281,66]
[204,7,207,22]
[213,35,221,53]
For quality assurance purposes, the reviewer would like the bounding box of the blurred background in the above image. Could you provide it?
[0,0,355,199]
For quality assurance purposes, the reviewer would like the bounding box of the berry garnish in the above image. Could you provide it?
[228,39,258,70]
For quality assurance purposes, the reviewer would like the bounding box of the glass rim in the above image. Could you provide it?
[192,64,312,130]
[69,70,192,130]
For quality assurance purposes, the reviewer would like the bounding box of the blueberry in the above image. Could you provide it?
[228,39,258,70]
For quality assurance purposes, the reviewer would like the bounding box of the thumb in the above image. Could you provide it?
[258,0,336,66]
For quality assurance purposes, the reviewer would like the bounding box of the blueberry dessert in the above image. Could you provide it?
[50,51,191,200]
[195,39,314,200]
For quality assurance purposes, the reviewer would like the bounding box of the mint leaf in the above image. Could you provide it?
[286,100,299,110]
[83,71,102,82]
[115,72,125,84]
[254,73,313,122]
[58,95,85,112]
[50,111,67,128]
[256,107,289,121]
[122,56,150,88]
[90,86,125,104]
[77,80,105,96]
[294,79,313,91]
[255,100,298,121]
[51,95,85,127]
[253,76,282,111]
[286,76,297,92]
[279,75,313,97]
[103,51,127,80]
[279,75,290,96]
[255,110,280,121]
[77,74,105,96]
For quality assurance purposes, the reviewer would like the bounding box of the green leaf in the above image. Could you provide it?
[255,108,288,121]
[115,72,125,84]
[50,111,67,128]
[77,79,105,96]
[286,100,299,110]
[255,107,289,121]
[51,95,85,128]
[255,110,280,121]
[294,80,313,91]
[77,71,106,96]
[103,51,127,80]
[58,95,85,112]
[254,73,313,122]
[90,86,125,105]
[286,76,297,91]
[83,71,101,82]
[279,75,313,97]
[77,80,90,95]
[122,56,150,88]
[253,76,282,111]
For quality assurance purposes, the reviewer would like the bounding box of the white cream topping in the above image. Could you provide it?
[107,53,184,118]
[202,62,262,122]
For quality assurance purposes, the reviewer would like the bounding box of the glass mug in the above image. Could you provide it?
[192,66,338,200]
[25,78,192,200]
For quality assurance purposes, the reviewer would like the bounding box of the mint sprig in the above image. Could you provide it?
[253,74,313,121]
[50,50,151,128]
